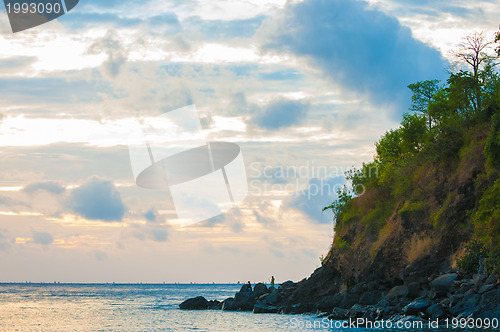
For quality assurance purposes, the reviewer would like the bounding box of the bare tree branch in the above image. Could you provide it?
[452,31,495,79]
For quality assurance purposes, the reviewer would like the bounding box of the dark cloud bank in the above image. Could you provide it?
[260,0,449,118]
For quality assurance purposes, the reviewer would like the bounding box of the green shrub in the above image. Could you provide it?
[485,252,500,277]
[457,240,486,274]
[333,236,350,250]
[485,113,500,168]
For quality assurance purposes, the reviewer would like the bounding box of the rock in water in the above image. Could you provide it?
[328,307,348,320]
[179,296,209,310]
[239,284,251,293]
[253,303,279,314]
[403,299,431,315]
[235,291,251,303]
[266,288,278,304]
[425,303,447,319]
[253,283,268,297]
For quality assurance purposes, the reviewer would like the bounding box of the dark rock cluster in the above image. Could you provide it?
[179,281,293,314]
[180,270,499,324]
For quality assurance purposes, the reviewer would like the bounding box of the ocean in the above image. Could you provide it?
[0,283,495,331]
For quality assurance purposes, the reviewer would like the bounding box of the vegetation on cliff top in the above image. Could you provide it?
[324,30,500,280]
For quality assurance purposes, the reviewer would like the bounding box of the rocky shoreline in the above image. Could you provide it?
[179,268,499,325]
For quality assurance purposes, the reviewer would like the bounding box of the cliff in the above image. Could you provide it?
[285,67,500,320]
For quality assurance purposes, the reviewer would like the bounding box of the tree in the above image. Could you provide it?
[453,31,495,79]
[452,31,497,114]
[447,71,481,118]
[400,112,427,153]
[408,80,441,129]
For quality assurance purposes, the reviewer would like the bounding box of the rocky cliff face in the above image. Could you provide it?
[282,124,500,319]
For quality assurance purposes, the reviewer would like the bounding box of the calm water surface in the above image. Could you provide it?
[0,283,496,331]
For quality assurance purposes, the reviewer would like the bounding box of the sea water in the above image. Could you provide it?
[0,283,494,331]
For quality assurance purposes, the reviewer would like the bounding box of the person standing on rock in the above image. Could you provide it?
[270,276,275,289]
[247,281,252,296]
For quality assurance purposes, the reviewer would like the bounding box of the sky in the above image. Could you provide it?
[0,0,498,283]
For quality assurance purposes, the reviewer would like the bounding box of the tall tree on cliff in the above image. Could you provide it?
[452,31,496,114]
[408,80,441,129]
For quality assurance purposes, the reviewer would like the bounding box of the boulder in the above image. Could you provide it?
[457,282,473,294]
[280,281,296,289]
[179,296,209,310]
[328,307,348,320]
[347,304,366,319]
[235,291,251,303]
[449,293,464,307]
[238,301,255,311]
[258,293,269,302]
[222,298,237,311]
[253,303,279,314]
[480,289,500,309]
[430,273,457,297]
[386,285,408,299]
[403,299,431,315]
[450,294,481,316]
[266,288,279,304]
[456,308,478,319]
[239,284,251,293]
[207,300,221,310]
[478,283,497,294]
[253,283,268,297]
[222,297,254,311]
[425,303,447,319]
[375,306,397,320]
[361,309,377,322]
[286,303,315,314]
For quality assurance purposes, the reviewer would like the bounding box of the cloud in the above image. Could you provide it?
[252,99,309,129]
[87,30,127,78]
[23,182,66,195]
[0,195,26,207]
[288,176,347,224]
[253,209,277,227]
[32,231,54,245]
[260,0,448,116]
[68,177,126,222]
[150,228,168,242]
[143,208,164,223]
